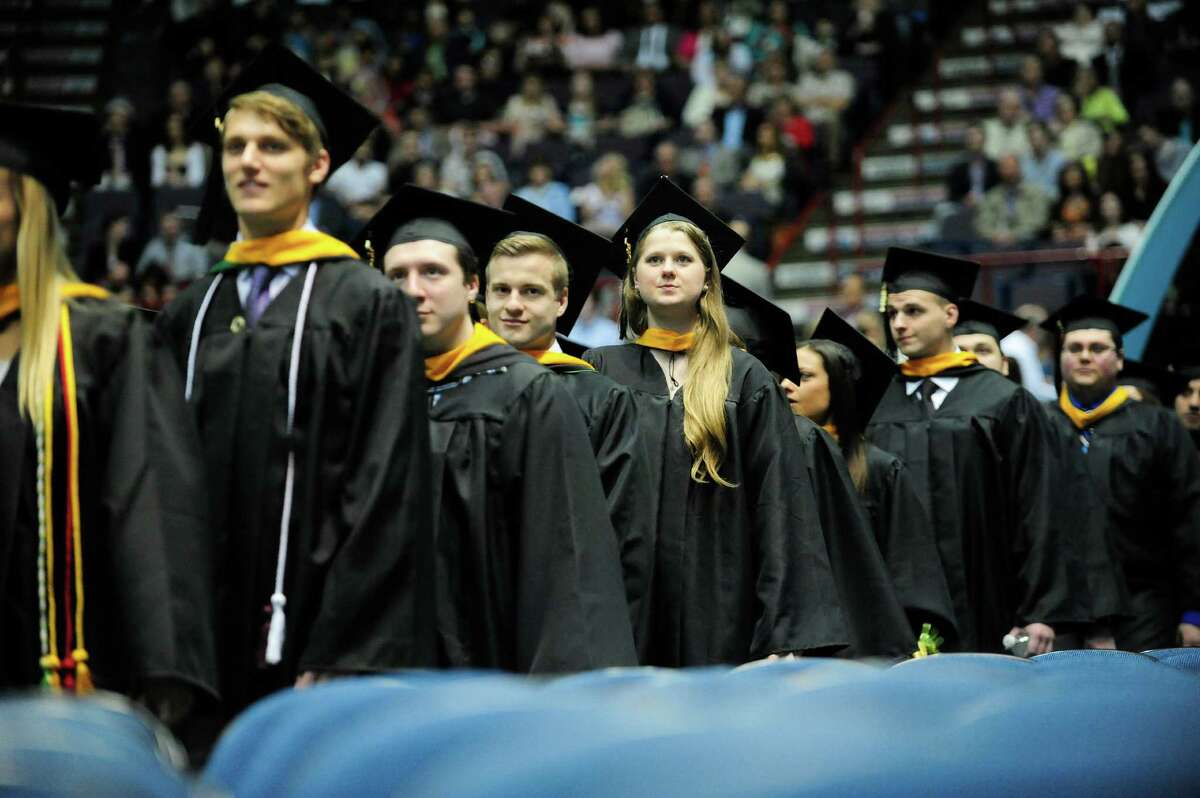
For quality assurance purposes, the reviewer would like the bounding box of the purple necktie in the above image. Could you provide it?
[246,265,273,326]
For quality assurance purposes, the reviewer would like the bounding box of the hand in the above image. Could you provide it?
[1024,622,1056,655]
[1085,631,1117,650]
[1178,623,1200,647]
[141,678,196,726]
[766,652,798,662]
[294,671,333,689]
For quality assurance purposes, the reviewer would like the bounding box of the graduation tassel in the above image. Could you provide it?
[265,592,287,665]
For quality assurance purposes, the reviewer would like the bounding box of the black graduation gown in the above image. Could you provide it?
[1,297,217,697]
[426,344,637,672]
[866,365,1086,652]
[541,360,655,660]
[793,418,918,658]
[862,443,959,643]
[157,259,436,709]
[1043,407,1130,633]
[586,344,847,666]
[1047,400,1200,650]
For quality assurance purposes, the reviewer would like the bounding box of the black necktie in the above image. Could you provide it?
[919,379,938,415]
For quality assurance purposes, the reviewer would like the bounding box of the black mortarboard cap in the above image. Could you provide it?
[809,308,897,425]
[881,247,980,302]
[1178,364,1200,383]
[349,185,517,270]
[502,194,615,334]
[1118,360,1189,405]
[722,276,800,385]
[1040,296,1149,343]
[193,44,379,243]
[556,334,589,359]
[954,299,1027,343]
[610,176,745,278]
[0,103,100,213]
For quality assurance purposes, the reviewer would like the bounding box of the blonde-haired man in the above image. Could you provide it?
[488,198,655,657]
[157,47,436,721]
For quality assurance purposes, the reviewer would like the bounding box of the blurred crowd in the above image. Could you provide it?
[80,0,941,324]
[935,1,1198,255]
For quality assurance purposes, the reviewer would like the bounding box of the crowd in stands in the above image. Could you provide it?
[79,0,938,331]
[936,1,1198,256]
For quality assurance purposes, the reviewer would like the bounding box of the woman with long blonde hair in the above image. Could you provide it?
[0,104,215,721]
[585,178,846,666]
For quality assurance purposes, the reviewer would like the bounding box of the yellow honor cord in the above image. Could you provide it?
[59,305,91,692]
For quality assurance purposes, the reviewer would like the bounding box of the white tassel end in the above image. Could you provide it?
[265,592,287,665]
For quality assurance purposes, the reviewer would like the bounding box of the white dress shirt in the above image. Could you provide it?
[904,374,960,410]
[234,221,318,311]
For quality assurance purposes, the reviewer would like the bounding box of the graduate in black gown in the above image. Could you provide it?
[728,288,916,659]
[357,185,637,672]
[955,298,1127,648]
[787,309,957,646]
[1175,366,1200,450]
[485,196,655,659]
[866,247,1085,654]
[586,177,847,666]
[1,104,216,720]
[156,47,436,713]
[1042,297,1200,650]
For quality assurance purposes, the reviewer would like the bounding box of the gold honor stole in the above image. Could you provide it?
[1058,385,1130,430]
[526,349,595,371]
[424,323,508,381]
[211,229,360,273]
[633,328,694,352]
[899,351,979,378]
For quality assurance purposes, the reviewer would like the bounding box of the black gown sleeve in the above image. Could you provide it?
[740,378,847,657]
[1155,412,1200,616]
[1002,390,1087,630]
[868,447,959,643]
[799,422,915,658]
[502,375,638,672]
[100,307,218,697]
[589,382,656,661]
[297,286,437,672]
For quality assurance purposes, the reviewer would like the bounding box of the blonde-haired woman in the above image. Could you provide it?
[585,178,846,666]
[0,104,215,722]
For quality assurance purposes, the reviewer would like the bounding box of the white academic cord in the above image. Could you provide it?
[183,263,319,665]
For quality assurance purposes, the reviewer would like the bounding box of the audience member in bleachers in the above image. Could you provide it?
[983,88,1031,161]
[1018,55,1061,125]
[712,74,763,151]
[564,71,601,149]
[1095,130,1131,200]
[975,154,1051,250]
[723,218,772,298]
[84,212,138,287]
[97,97,141,192]
[149,113,207,190]
[624,2,678,74]
[1021,121,1067,201]
[135,209,208,285]
[572,152,635,237]
[618,71,671,140]
[795,48,855,166]
[324,138,389,212]
[746,53,795,111]
[514,159,576,222]
[1088,191,1143,253]
[1055,3,1104,67]
[435,65,491,124]
[1072,66,1128,134]
[1121,148,1167,221]
[746,123,790,208]
[561,7,623,72]
[1000,304,1056,402]
[1034,26,1076,89]
[1089,19,1135,102]
[637,140,682,197]
[945,123,997,207]
[501,73,564,158]
[1156,77,1198,145]
[1052,94,1102,168]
